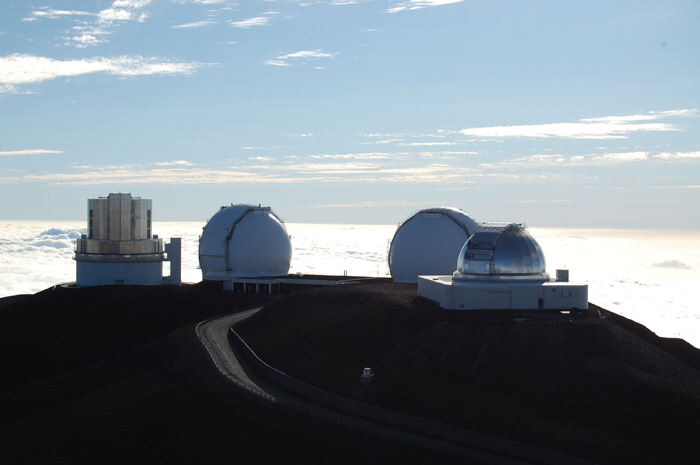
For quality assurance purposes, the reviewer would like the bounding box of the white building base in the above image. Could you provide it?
[418,275,588,310]
[76,260,165,287]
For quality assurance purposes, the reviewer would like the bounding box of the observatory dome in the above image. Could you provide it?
[199,204,292,280]
[453,222,548,281]
[389,207,479,283]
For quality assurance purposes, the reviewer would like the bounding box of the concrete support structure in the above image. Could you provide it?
[418,275,588,310]
[74,193,181,287]
[164,238,182,285]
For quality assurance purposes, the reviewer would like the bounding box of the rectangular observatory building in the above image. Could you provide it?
[417,222,588,311]
[74,193,181,287]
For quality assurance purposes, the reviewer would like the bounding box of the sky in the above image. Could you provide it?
[1,0,698,228]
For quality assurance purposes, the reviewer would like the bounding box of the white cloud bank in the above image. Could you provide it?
[0,54,205,94]
[459,110,697,140]
[2,222,700,351]
[0,223,85,297]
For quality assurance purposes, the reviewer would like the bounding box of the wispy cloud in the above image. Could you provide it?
[26,1,152,47]
[25,9,95,20]
[153,160,195,166]
[388,0,464,14]
[241,146,284,150]
[459,110,697,140]
[359,138,405,145]
[307,200,428,208]
[17,159,480,186]
[229,17,270,28]
[278,50,336,60]
[174,0,227,4]
[0,54,206,94]
[419,151,478,157]
[307,152,407,160]
[655,151,700,159]
[505,199,572,204]
[647,185,700,190]
[581,109,696,122]
[397,141,456,146]
[265,50,337,67]
[651,260,692,270]
[592,152,648,162]
[0,149,63,157]
[481,151,653,170]
[173,20,218,29]
[22,168,303,185]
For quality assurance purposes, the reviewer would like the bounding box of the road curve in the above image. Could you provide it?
[196,308,274,397]
[196,309,595,465]
[196,308,453,442]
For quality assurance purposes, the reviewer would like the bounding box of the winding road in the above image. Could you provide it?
[196,308,595,465]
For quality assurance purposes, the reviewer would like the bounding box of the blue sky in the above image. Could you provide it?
[1,0,698,228]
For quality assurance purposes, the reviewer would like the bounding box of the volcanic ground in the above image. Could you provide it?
[2,282,700,464]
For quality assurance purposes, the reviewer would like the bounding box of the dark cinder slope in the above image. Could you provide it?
[0,282,269,394]
[235,283,700,465]
[0,284,463,465]
[3,282,700,465]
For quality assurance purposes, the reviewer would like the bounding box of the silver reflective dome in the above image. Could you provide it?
[454,222,548,281]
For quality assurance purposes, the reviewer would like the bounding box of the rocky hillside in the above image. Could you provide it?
[235,282,700,465]
[0,284,462,465]
[2,282,700,464]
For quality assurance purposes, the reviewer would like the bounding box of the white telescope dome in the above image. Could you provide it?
[389,207,479,283]
[454,222,548,281]
[199,204,292,280]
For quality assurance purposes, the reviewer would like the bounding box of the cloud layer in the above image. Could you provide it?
[2,222,700,351]
[4,107,695,187]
